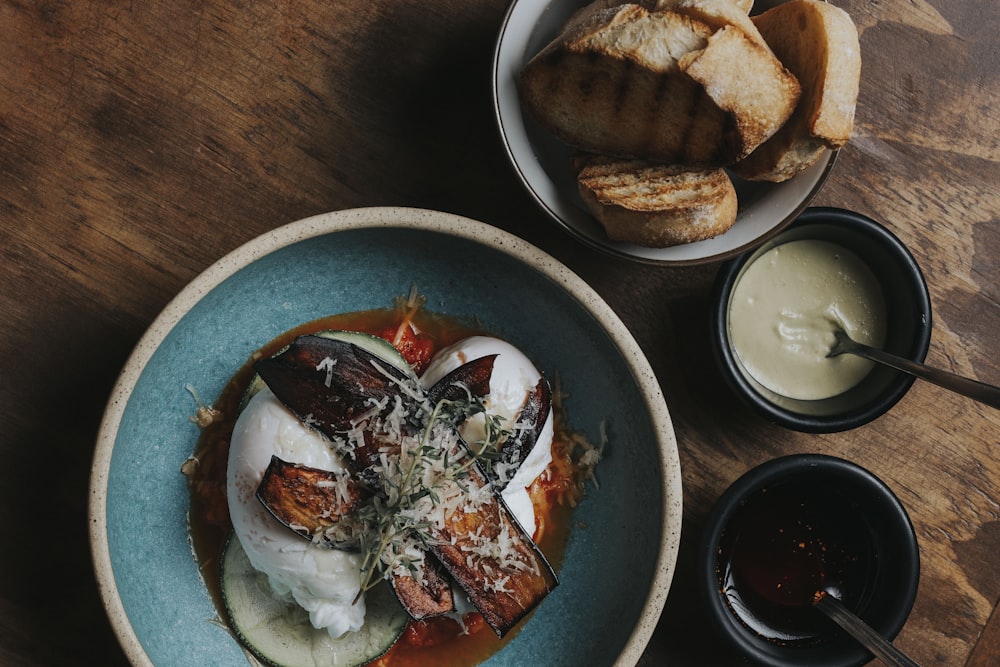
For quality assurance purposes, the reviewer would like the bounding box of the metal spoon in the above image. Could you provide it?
[827,329,1000,409]
[813,591,920,667]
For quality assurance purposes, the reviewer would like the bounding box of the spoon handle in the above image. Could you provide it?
[813,594,921,667]
[848,342,1000,410]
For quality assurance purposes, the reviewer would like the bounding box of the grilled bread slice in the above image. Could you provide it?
[519,1,799,166]
[519,3,726,165]
[731,0,861,181]
[574,154,738,247]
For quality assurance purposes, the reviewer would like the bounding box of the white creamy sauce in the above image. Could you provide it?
[728,239,887,400]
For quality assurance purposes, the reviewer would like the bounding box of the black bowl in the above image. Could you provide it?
[711,207,932,433]
[698,454,920,667]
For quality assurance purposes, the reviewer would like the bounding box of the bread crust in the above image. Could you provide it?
[758,0,861,145]
[643,0,758,36]
[680,24,800,160]
[518,0,860,244]
[731,0,861,181]
[575,154,738,247]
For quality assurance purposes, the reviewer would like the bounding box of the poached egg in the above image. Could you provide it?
[227,388,366,638]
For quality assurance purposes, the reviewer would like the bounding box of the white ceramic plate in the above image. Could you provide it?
[492,0,836,265]
[89,207,683,666]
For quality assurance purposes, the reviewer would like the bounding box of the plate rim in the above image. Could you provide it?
[88,206,683,666]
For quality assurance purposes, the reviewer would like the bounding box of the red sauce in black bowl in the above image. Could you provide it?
[699,454,919,667]
[717,481,876,643]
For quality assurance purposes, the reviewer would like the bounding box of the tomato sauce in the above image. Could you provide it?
[185,301,589,667]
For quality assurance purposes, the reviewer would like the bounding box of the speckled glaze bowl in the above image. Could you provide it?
[88,207,682,666]
[711,207,932,433]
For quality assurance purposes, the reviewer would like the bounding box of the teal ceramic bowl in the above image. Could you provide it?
[89,207,682,666]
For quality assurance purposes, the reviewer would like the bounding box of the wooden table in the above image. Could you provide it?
[1,1,997,665]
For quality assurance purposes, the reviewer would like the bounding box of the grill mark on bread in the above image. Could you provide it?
[578,51,601,98]
[613,60,635,116]
[519,2,797,165]
[574,154,738,247]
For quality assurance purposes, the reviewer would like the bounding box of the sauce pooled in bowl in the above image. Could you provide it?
[728,239,886,400]
[717,481,876,643]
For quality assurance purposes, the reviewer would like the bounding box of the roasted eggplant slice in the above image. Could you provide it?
[424,467,558,637]
[254,334,420,435]
[255,456,366,547]
[256,456,458,619]
[389,558,455,620]
[495,377,551,490]
[425,354,497,407]
[256,456,455,620]
[253,334,558,636]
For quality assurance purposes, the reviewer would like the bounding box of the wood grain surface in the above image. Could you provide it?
[1,1,997,665]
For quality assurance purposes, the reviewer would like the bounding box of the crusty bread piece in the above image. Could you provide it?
[759,0,861,145]
[680,24,800,160]
[519,2,799,166]
[574,154,738,247]
[731,0,861,181]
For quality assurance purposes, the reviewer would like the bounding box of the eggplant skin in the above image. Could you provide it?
[425,354,497,407]
[496,377,551,490]
[389,558,456,620]
[254,335,418,435]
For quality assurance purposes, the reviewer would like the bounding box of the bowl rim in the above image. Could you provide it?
[710,206,933,432]
[87,206,683,667]
[698,453,920,667]
[490,0,838,267]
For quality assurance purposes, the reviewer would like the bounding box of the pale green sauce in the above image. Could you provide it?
[729,239,887,401]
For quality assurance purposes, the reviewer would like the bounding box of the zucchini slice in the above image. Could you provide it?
[220,534,408,667]
[313,330,411,375]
